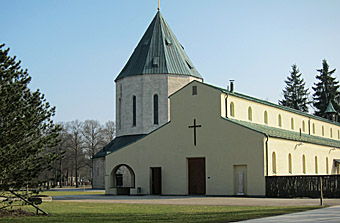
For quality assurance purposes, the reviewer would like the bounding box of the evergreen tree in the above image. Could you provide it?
[0,44,60,191]
[312,59,340,118]
[279,64,310,112]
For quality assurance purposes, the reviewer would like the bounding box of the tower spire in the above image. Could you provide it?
[157,0,160,11]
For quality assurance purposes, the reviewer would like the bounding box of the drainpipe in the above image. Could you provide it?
[225,92,229,118]
[265,134,269,177]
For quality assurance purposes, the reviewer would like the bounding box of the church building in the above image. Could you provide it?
[93,11,340,196]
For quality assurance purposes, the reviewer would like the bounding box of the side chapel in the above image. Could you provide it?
[93,11,340,196]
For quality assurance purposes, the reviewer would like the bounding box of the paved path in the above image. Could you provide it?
[53,194,340,207]
[52,193,340,222]
[237,205,340,223]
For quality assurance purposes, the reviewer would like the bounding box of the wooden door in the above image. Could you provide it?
[188,158,206,195]
[151,167,162,195]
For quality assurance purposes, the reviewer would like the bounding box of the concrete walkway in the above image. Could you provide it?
[51,193,340,222]
[53,194,340,206]
[237,205,340,223]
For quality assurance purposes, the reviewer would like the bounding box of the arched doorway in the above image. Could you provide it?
[110,164,135,195]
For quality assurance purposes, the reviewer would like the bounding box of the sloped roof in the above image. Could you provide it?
[326,101,337,113]
[226,118,340,148]
[115,11,202,81]
[93,134,147,158]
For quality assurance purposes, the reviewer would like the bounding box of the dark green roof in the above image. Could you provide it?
[93,134,147,158]
[115,11,202,81]
[326,101,337,113]
[225,118,340,148]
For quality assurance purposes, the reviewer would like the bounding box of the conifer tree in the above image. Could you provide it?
[279,64,310,112]
[0,44,60,191]
[312,59,339,118]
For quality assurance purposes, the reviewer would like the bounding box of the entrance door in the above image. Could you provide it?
[188,158,206,195]
[233,165,247,196]
[151,167,162,195]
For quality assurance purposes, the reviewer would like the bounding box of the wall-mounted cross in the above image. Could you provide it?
[188,119,202,146]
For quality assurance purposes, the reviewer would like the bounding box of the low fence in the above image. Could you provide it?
[266,175,340,198]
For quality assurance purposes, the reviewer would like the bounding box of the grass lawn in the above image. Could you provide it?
[0,201,319,223]
[39,190,105,197]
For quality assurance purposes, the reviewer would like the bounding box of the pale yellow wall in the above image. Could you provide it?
[106,81,267,196]
[221,93,340,140]
[267,138,340,176]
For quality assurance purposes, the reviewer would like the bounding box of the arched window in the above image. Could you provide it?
[272,152,277,174]
[132,96,136,126]
[288,153,292,174]
[153,94,159,124]
[278,114,282,127]
[326,157,329,174]
[264,111,268,124]
[230,102,235,117]
[118,98,122,130]
[312,123,316,134]
[302,121,306,132]
[330,128,333,138]
[248,106,252,121]
[315,156,318,174]
[322,126,325,136]
[291,118,294,130]
[302,155,306,174]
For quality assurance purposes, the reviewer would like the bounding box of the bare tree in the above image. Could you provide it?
[102,121,115,143]
[82,120,105,185]
[67,120,85,188]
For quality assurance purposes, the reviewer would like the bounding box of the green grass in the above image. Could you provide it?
[39,190,105,196]
[0,202,320,223]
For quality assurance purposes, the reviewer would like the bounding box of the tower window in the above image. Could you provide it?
[118,98,122,130]
[192,86,197,95]
[132,96,136,126]
[153,94,159,125]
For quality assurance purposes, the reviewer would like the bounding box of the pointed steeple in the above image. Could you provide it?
[325,101,337,121]
[115,11,202,81]
[325,101,336,114]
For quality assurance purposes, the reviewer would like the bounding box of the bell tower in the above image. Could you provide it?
[115,11,203,137]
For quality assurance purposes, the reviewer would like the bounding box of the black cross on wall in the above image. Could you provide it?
[188,119,202,146]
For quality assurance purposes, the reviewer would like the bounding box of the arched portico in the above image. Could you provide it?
[110,164,135,195]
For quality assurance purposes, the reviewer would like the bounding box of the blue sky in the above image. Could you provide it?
[1,0,339,124]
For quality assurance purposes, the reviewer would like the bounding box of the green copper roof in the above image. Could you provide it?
[326,101,337,113]
[115,11,202,81]
[225,118,340,148]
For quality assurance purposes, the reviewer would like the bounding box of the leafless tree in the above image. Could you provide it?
[82,120,105,185]
[102,120,115,143]
[67,120,86,188]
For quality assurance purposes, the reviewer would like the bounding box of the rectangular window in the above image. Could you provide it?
[133,96,136,126]
[192,86,197,95]
[154,95,159,124]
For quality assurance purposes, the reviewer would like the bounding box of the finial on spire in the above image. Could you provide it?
[157,0,160,11]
